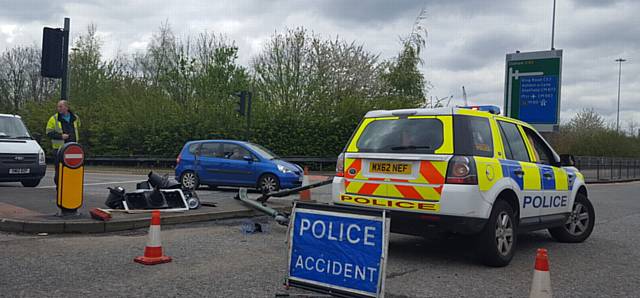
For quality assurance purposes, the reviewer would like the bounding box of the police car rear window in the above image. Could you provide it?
[354,118,443,153]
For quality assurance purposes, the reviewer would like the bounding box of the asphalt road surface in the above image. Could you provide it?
[1,180,639,297]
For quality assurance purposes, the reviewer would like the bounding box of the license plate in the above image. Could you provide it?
[9,168,30,174]
[369,162,411,175]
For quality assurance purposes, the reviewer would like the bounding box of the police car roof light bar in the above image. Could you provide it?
[459,105,501,115]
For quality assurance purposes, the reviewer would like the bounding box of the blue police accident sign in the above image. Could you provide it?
[519,75,558,124]
[286,204,389,297]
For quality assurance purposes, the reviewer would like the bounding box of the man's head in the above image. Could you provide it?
[57,100,69,115]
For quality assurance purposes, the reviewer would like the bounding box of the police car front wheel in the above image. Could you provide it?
[476,200,517,267]
[548,193,595,243]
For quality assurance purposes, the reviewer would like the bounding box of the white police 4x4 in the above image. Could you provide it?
[332,106,594,266]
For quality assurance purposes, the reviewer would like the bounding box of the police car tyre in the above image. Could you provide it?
[548,193,595,243]
[476,200,516,267]
[21,179,41,187]
[258,173,280,192]
[180,171,199,190]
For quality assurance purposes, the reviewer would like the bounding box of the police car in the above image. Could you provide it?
[332,105,594,266]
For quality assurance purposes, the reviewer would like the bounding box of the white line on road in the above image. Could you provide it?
[37,180,143,189]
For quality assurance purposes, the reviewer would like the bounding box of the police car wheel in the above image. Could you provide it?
[476,200,516,267]
[548,193,595,243]
[258,174,280,193]
[180,171,199,190]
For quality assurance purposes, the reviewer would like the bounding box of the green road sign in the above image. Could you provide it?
[504,50,562,132]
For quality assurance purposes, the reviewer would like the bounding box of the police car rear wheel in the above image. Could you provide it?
[477,200,516,267]
[548,193,594,243]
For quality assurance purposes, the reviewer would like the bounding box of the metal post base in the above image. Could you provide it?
[57,208,80,218]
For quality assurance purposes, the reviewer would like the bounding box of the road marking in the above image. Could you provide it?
[37,180,143,189]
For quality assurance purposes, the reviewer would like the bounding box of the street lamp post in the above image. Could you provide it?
[615,58,626,133]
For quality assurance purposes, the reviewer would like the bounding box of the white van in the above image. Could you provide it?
[0,114,47,187]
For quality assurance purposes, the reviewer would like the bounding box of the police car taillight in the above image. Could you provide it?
[446,156,478,184]
[336,153,345,177]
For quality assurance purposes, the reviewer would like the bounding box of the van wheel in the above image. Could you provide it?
[180,171,199,190]
[258,174,280,193]
[476,200,517,267]
[21,179,41,187]
[549,193,595,243]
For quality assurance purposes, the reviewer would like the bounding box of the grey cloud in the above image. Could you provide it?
[432,30,529,71]
[0,0,65,22]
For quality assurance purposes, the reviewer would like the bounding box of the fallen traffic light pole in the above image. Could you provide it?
[234,178,333,226]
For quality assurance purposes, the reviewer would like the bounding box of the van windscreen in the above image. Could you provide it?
[0,116,30,139]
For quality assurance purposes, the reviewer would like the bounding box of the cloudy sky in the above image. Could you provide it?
[1,0,638,130]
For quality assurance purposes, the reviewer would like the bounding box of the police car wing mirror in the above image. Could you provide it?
[559,154,575,167]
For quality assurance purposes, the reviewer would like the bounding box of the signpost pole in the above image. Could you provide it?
[61,17,70,100]
[551,0,556,50]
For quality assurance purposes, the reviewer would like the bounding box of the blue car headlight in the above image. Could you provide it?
[277,164,293,173]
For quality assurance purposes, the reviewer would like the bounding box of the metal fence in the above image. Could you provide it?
[574,156,640,183]
[80,155,640,183]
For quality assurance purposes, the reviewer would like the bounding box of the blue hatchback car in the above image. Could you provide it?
[175,140,303,192]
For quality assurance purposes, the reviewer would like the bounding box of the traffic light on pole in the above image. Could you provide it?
[235,91,246,116]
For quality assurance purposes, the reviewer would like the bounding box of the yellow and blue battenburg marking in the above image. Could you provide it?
[498,160,570,191]
[499,159,525,190]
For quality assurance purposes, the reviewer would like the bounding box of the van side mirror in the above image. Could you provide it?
[31,132,42,144]
[559,154,575,167]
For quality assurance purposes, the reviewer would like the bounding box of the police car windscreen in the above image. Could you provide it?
[0,116,30,139]
[355,118,443,153]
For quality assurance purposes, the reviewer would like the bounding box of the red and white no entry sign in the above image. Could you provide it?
[62,144,84,168]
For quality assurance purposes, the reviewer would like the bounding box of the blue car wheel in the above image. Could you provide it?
[258,173,280,193]
[180,171,199,190]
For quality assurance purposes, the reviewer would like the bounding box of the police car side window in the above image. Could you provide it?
[497,121,530,162]
[453,115,493,157]
[523,128,555,165]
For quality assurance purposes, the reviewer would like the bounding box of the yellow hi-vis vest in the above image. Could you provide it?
[46,113,80,149]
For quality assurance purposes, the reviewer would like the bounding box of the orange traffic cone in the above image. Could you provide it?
[134,210,172,265]
[299,166,311,201]
[529,248,552,298]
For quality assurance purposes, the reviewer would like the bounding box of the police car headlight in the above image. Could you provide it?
[277,164,292,173]
[38,150,46,165]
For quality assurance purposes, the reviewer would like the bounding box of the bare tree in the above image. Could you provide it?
[0,46,56,112]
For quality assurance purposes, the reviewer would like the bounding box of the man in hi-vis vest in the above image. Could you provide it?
[46,100,80,186]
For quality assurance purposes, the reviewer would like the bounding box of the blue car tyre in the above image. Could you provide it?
[180,171,199,190]
[258,173,280,193]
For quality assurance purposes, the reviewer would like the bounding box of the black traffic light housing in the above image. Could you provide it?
[41,27,65,78]
[235,91,247,116]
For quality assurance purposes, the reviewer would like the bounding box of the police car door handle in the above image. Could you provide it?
[543,173,553,179]
[513,169,525,176]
